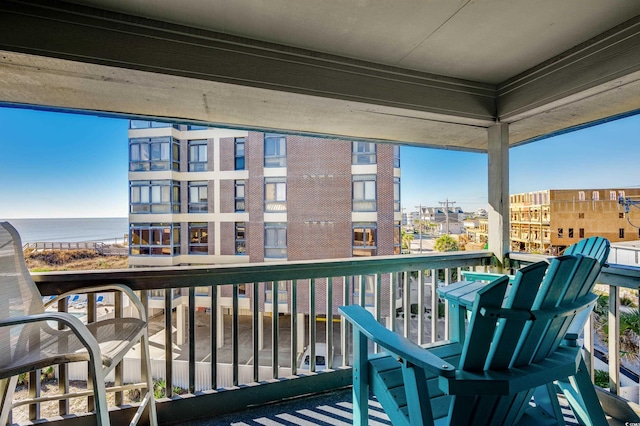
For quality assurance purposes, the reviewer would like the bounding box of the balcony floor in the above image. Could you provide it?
[181,387,619,426]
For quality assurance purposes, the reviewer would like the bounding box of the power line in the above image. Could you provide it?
[438,199,457,234]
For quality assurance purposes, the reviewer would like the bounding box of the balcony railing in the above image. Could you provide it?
[14,250,638,425]
[23,251,491,425]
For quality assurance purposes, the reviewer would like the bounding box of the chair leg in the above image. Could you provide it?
[141,331,158,426]
[0,376,18,426]
[556,358,608,426]
[87,359,110,426]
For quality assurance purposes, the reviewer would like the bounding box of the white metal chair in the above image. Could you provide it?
[0,222,157,426]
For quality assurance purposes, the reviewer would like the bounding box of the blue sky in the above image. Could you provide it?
[1,106,639,218]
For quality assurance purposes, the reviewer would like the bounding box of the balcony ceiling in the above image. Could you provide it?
[1,0,640,151]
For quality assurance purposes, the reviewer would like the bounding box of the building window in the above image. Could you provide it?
[619,191,626,200]
[130,180,180,213]
[579,228,585,238]
[394,177,401,212]
[592,191,600,200]
[235,222,246,255]
[620,212,625,219]
[265,178,286,212]
[187,124,208,130]
[610,191,617,201]
[235,138,245,170]
[620,228,625,238]
[352,142,376,164]
[578,213,584,219]
[265,223,287,258]
[353,175,376,212]
[130,223,180,256]
[353,223,377,256]
[568,228,574,238]
[189,223,208,254]
[578,191,585,201]
[188,181,208,213]
[129,120,176,129]
[235,180,246,212]
[394,221,401,255]
[188,140,208,171]
[393,145,400,168]
[264,134,286,167]
[558,228,563,238]
[129,137,179,171]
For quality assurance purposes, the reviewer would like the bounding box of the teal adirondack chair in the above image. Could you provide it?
[340,237,610,426]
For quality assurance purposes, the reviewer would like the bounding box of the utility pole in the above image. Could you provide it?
[438,199,456,234]
[414,204,423,253]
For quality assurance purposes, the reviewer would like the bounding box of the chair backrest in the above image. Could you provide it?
[0,222,45,368]
[0,222,44,319]
[564,236,610,265]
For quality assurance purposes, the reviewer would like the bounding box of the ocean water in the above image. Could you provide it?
[0,218,128,244]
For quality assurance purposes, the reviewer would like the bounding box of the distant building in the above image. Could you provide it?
[509,188,640,254]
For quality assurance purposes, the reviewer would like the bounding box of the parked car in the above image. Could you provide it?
[299,343,333,371]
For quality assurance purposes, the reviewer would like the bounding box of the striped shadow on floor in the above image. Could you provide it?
[184,388,583,426]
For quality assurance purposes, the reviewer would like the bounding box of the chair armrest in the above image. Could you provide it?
[44,284,147,320]
[339,305,455,377]
[0,312,103,363]
[461,271,515,284]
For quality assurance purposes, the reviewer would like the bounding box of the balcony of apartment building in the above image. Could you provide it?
[3,1,640,425]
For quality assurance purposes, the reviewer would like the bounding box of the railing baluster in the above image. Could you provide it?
[57,297,69,416]
[309,278,316,371]
[389,273,397,332]
[28,370,39,420]
[189,287,196,394]
[417,270,425,345]
[403,270,410,338]
[87,292,96,412]
[608,284,620,395]
[271,281,279,379]
[232,284,239,386]
[291,280,298,375]
[114,291,123,406]
[326,277,334,368]
[164,288,173,398]
[431,269,438,343]
[210,285,218,390]
[584,310,594,380]
[444,268,451,341]
[253,282,260,382]
[341,276,349,367]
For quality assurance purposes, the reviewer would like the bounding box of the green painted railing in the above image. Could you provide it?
[24,251,492,425]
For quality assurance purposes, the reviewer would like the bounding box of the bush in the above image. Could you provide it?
[594,369,609,388]
[434,235,459,252]
[25,249,99,265]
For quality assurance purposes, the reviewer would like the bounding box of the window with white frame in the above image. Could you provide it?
[264,134,286,167]
[265,178,286,212]
[130,223,180,256]
[265,223,287,258]
[235,222,246,255]
[352,141,376,164]
[188,223,208,254]
[129,136,179,171]
[592,191,600,200]
[394,177,401,212]
[353,175,376,211]
[235,138,245,170]
[130,180,180,213]
[235,180,245,212]
[578,191,585,201]
[353,223,377,256]
[189,140,208,172]
[393,145,400,168]
[188,181,208,213]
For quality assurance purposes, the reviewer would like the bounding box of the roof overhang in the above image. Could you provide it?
[1,1,640,151]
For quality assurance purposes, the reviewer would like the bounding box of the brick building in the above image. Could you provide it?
[127,120,401,316]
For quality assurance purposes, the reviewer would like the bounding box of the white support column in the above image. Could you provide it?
[488,123,510,267]
[258,312,264,350]
[217,304,224,348]
[297,313,306,354]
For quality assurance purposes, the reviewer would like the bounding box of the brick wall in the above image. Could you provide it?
[246,132,264,262]
[376,144,396,256]
[287,136,353,260]
[219,137,234,171]
[220,221,235,256]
